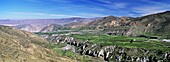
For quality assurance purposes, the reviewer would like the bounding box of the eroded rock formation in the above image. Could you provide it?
[47,35,170,62]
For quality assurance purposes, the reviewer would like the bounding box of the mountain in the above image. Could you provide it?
[15,24,46,32]
[83,11,170,37]
[63,19,97,29]
[127,11,170,36]
[40,24,64,32]
[64,22,85,28]
[0,17,100,26]
[39,17,101,32]
[0,25,75,62]
[85,16,134,29]
[0,17,100,32]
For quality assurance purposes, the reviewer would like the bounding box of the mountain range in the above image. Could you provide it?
[0,17,101,32]
[83,11,170,36]
[127,11,170,36]
[0,11,170,37]
[0,11,170,62]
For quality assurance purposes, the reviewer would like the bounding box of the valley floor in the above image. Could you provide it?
[36,30,170,62]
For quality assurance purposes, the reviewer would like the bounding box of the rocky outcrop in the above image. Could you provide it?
[15,24,46,32]
[126,11,170,36]
[40,24,64,32]
[83,11,170,36]
[47,35,170,62]
[85,16,134,29]
[83,16,135,36]
[64,22,86,28]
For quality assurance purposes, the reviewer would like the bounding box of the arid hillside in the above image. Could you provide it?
[0,25,75,62]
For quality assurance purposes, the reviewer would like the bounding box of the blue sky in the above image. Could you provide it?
[0,0,170,19]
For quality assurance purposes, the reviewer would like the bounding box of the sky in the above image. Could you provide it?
[0,0,170,19]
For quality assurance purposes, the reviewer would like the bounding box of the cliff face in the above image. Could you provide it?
[0,25,75,62]
[45,35,170,62]
[127,11,170,36]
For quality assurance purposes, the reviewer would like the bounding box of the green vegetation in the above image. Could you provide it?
[35,31,69,35]
[70,34,170,51]
[144,32,170,39]
[48,43,104,62]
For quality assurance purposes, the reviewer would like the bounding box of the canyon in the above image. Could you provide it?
[38,34,170,62]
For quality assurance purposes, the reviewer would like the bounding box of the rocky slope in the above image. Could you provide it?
[44,35,170,62]
[15,24,46,32]
[127,11,170,36]
[82,16,134,36]
[83,11,170,36]
[37,11,170,36]
[40,24,64,32]
[0,25,75,62]
[39,18,101,32]
[64,22,85,28]
[85,16,134,29]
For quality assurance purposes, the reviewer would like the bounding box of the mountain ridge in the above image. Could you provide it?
[0,25,75,62]
[82,11,170,36]
[0,17,101,32]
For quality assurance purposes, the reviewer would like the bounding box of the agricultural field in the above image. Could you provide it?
[47,43,105,62]
[70,34,170,51]
[36,31,170,61]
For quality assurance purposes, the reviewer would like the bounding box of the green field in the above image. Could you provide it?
[38,32,170,61]
[70,34,170,51]
[47,43,104,62]
[35,31,69,35]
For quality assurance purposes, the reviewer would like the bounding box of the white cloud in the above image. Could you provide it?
[77,13,108,17]
[141,0,168,6]
[112,3,128,9]
[97,0,128,9]
[3,12,81,19]
[132,0,170,16]
[133,6,169,16]
[3,12,106,19]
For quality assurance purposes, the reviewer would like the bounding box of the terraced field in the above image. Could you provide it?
[70,34,170,51]
[36,31,170,61]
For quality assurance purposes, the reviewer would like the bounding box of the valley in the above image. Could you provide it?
[33,11,170,62]
[1,0,170,62]
[35,29,170,62]
[0,11,170,62]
